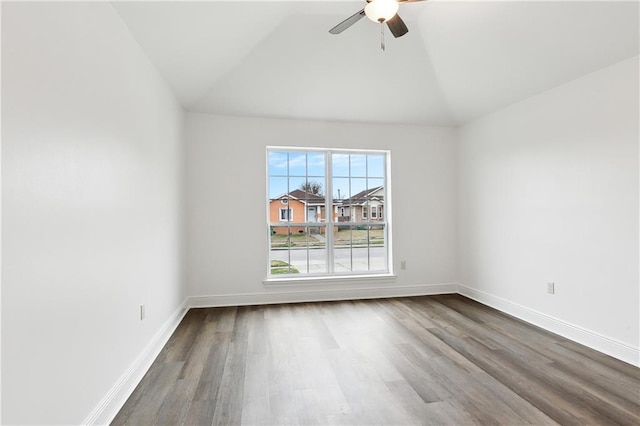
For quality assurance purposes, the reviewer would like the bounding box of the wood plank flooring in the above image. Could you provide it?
[112,295,640,425]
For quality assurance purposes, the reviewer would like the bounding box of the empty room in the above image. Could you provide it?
[1,0,639,424]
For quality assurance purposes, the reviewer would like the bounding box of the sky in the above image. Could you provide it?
[268,150,386,200]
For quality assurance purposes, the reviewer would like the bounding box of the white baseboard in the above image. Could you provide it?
[82,299,189,425]
[189,283,457,308]
[457,284,640,367]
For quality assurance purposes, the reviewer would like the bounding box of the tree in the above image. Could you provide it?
[300,180,323,196]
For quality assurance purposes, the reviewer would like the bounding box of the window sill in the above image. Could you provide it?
[264,273,397,287]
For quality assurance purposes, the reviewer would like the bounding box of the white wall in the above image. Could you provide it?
[458,57,639,365]
[186,113,457,304]
[2,2,186,424]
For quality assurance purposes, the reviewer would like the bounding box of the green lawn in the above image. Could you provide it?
[270,233,323,248]
[334,229,384,244]
[270,260,299,274]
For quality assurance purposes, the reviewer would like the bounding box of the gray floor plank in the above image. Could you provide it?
[112,295,640,425]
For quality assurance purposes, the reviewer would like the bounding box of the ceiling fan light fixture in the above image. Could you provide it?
[364,0,399,23]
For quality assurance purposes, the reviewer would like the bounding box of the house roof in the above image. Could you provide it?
[274,190,326,205]
[343,186,384,206]
[111,1,638,126]
[289,189,326,204]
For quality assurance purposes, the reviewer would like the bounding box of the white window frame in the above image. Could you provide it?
[266,147,393,281]
[279,208,293,222]
[371,205,377,218]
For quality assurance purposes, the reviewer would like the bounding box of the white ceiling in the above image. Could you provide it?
[111,1,639,126]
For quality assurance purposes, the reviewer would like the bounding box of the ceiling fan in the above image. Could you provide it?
[329,0,426,45]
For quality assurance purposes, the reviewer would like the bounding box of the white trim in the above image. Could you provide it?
[267,146,390,155]
[264,273,397,287]
[190,283,457,308]
[325,150,334,273]
[82,299,189,425]
[384,150,393,274]
[279,207,293,221]
[457,284,640,367]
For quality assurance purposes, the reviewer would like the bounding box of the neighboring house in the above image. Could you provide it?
[269,189,336,234]
[338,186,384,222]
[270,187,384,234]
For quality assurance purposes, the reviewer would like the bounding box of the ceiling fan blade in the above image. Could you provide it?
[386,14,409,38]
[329,9,366,34]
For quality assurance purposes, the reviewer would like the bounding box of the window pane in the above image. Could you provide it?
[368,224,387,271]
[307,152,325,178]
[332,177,350,200]
[269,176,289,200]
[332,153,350,177]
[288,176,308,196]
[268,151,289,176]
[367,154,386,179]
[333,225,355,272]
[367,180,384,222]
[300,225,328,274]
[269,225,300,275]
[349,154,367,177]
[350,178,368,204]
[287,152,307,177]
[300,179,324,198]
[367,178,384,193]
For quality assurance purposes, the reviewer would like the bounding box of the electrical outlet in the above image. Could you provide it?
[400,261,407,270]
[140,304,146,320]
[547,282,555,294]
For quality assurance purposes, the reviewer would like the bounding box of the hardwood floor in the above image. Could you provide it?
[112,295,640,425]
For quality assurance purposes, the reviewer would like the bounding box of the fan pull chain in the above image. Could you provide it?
[380,22,385,51]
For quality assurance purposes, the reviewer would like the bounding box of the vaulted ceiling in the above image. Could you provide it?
[112,1,639,126]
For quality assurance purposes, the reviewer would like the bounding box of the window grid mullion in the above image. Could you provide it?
[349,155,354,271]
[326,151,334,274]
[305,153,310,274]
[286,152,292,273]
[366,155,371,270]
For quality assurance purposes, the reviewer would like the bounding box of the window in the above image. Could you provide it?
[267,147,390,277]
[279,208,293,221]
